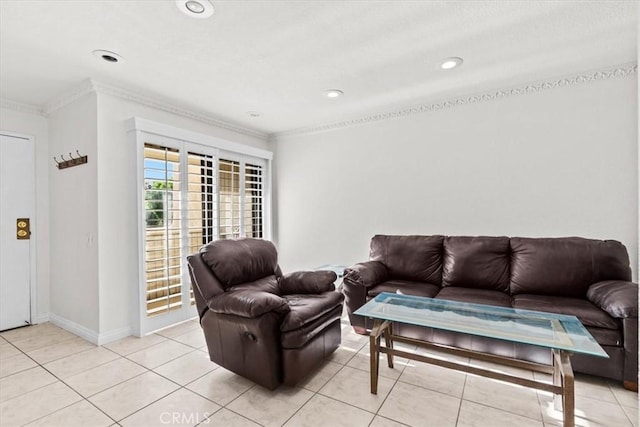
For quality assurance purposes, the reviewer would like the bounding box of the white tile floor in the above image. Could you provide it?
[0,315,637,427]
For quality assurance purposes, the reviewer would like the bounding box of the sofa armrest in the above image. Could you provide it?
[207,290,290,318]
[587,280,638,318]
[343,261,388,288]
[279,271,337,295]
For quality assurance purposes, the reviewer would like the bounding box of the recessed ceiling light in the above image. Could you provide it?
[246,111,262,118]
[176,0,214,18]
[325,89,344,98]
[92,49,123,63]
[440,57,463,70]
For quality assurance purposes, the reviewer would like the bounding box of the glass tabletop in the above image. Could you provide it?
[354,292,608,358]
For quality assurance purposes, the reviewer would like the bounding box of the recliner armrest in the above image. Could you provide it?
[279,271,337,294]
[587,280,638,318]
[207,290,290,318]
[343,261,388,288]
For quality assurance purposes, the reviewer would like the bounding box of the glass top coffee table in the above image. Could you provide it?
[354,292,609,427]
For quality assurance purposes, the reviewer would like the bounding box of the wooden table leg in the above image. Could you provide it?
[560,351,575,427]
[384,322,394,369]
[552,350,562,412]
[552,350,575,427]
[370,319,381,394]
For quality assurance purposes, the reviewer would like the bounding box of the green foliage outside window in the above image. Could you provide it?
[145,181,173,227]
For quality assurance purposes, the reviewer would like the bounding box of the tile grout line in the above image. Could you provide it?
[371,352,408,424]
[607,381,639,426]
[4,338,119,426]
[217,383,268,427]
[2,328,204,426]
[9,334,80,356]
[453,372,469,426]
[281,361,351,426]
[110,338,211,425]
[3,322,636,427]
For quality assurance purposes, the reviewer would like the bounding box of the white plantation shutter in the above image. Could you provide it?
[186,151,217,305]
[132,118,272,334]
[140,144,268,321]
[218,158,266,239]
[218,159,242,239]
[143,144,183,316]
[245,163,264,238]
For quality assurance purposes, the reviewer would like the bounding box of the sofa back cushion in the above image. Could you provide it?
[442,236,510,292]
[200,238,279,289]
[370,235,444,283]
[510,237,631,297]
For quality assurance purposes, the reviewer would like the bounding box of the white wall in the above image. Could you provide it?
[274,75,639,280]
[95,93,269,336]
[0,107,50,322]
[4,89,268,342]
[48,93,100,331]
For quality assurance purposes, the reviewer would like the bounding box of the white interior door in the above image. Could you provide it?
[0,133,34,331]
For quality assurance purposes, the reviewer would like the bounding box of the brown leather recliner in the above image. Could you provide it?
[187,238,344,389]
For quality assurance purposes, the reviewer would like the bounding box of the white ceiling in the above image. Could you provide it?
[0,1,637,136]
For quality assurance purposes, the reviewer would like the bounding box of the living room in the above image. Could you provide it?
[0,1,638,426]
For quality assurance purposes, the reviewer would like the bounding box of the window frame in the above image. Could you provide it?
[128,117,273,336]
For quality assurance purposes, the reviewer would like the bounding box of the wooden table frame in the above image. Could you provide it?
[369,319,575,427]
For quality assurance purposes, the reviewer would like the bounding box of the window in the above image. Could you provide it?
[245,163,264,238]
[219,159,241,239]
[218,159,265,239]
[187,152,216,254]
[143,144,182,317]
[132,118,272,335]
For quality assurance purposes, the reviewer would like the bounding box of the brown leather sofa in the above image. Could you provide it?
[343,235,638,390]
[187,238,344,389]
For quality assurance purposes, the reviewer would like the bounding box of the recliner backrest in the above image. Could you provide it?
[200,238,279,289]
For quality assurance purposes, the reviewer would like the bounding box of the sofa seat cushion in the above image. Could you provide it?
[512,294,620,330]
[367,280,440,298]
[435,287,512,307]
[586,327,623,347]
[281,292,344,332]
[281,305,343,349]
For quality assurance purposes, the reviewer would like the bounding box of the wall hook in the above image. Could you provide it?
[54,150,88,170]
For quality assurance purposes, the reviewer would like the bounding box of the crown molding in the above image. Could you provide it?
[43,78,268,140]
[6,62,637,140]
[42,79,95,115]
[273,62,638,139]
[0,98,44,116]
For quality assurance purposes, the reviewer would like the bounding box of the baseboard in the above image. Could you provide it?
[34,313,50,324]
[97,326,132,346]
[47,313,132,346]
[49,313,99,345]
